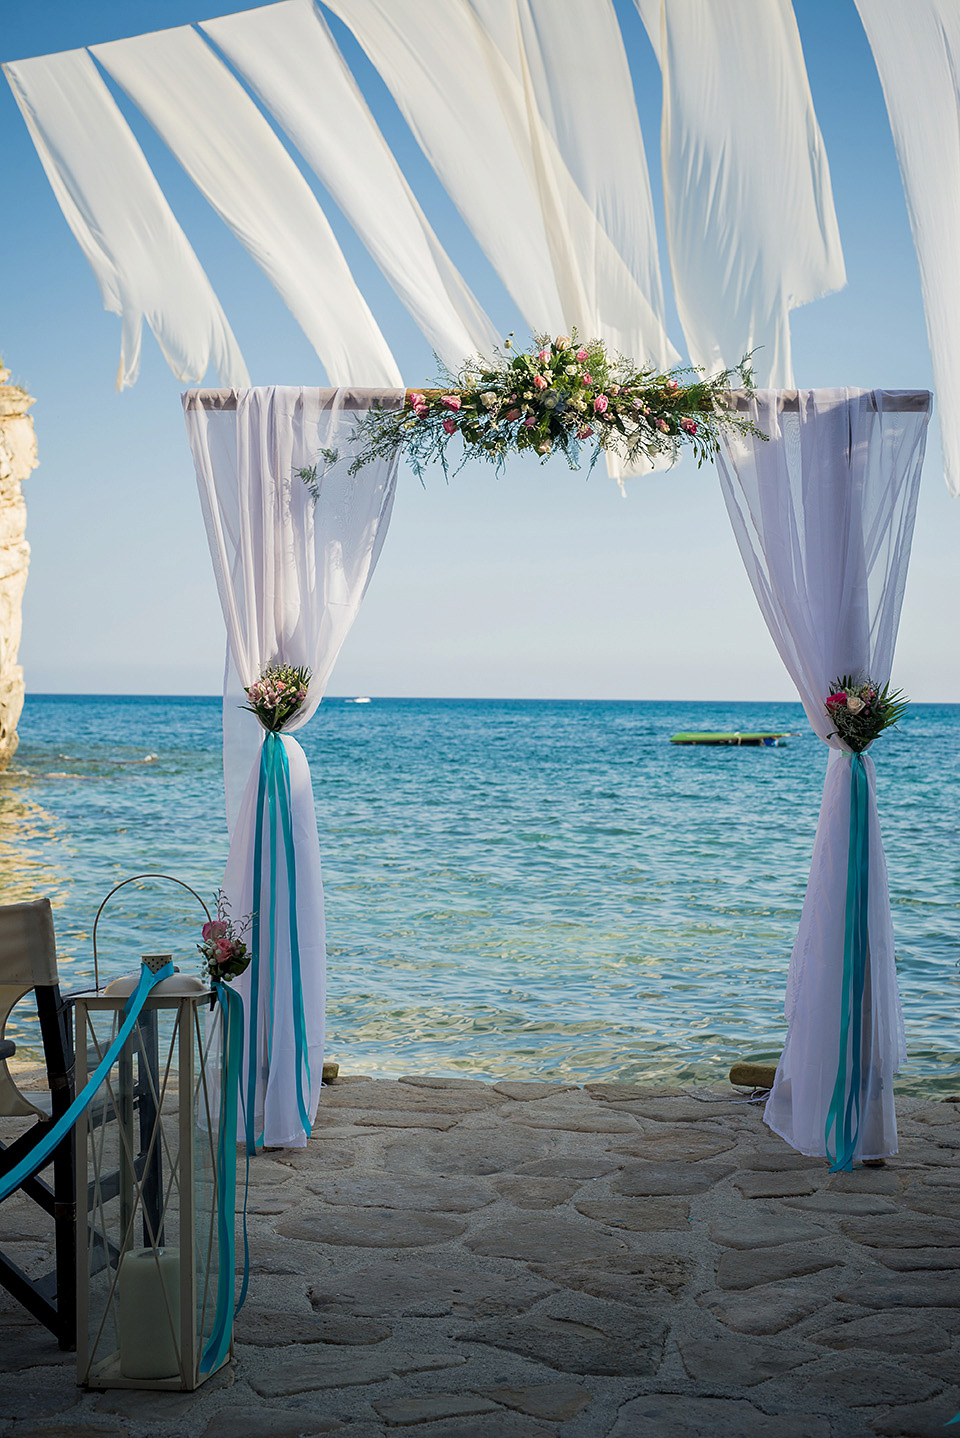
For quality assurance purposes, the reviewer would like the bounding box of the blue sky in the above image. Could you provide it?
[0,0,955,700]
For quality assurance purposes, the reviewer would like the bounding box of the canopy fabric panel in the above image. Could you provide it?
[467,0,678,370]
[634,0,845,386]
[201,0,497,372]
[92,25,402,387]
[855,0,960,497]
[717,388,929,1161]
[325,0,677,369]
[2,48,248,391]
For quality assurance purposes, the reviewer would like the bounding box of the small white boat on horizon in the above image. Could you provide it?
[348,696,372,704]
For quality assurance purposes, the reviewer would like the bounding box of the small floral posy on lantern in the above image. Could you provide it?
[242,662,311,732]
[825,675,909,753]
[198,891,252,984]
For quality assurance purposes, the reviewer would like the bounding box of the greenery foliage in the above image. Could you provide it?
[825,676,909,753]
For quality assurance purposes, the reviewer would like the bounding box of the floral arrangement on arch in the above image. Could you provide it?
[313,332,759,483]
[825,676,909,753]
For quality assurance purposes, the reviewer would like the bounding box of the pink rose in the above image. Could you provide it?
[440,394,461,411]
[826,692,847,709]
[524,416,537,428]
[680,418,697,435]
[593,394,608,414]
[533,374,548,391]
[577,425,594,439]
[656,418,670,433]
[215,936,233,958]
[538,348,551,362]
[442,416,457,436]
[408,392,426,409]
[576,348,588,361]
[202,920,227,942]
[582,373,593,385]
[413,403,429,418]
[667,379,679,392]
[505,408,522,421]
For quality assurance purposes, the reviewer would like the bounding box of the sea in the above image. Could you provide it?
[2,695,957,1096]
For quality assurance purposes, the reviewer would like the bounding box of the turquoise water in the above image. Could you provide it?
[3,695,958,1094]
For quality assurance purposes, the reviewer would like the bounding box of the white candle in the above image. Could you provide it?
[117,1248,181,1379]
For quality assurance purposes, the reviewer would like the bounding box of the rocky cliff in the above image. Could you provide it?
[0,364,36,768]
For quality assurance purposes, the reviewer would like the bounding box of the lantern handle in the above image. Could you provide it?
[92,874,212,992]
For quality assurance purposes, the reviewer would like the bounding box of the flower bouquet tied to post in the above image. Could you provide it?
[242,662,311,732]
[198,892,252,984]
[825,676,909,753]
[335,331,760,482]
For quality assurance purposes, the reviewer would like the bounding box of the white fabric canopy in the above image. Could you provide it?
[327,0,677,370]
[716,389,930,1161]
[635,0,845,386]
[93,26,401,387]
[855,0,960,497]
[183,385,401,1147]
[2,48,248,390]
[201,0,496,373]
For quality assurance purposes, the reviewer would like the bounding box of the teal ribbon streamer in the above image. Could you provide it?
[246,732,312,1154]
[825,752,871,1173]
[0,959,173,1204]
[199,979,248,1374]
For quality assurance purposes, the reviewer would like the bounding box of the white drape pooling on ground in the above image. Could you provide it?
[716,389,930,1161]
[855,0,960,498]
[634,0,845,387]
[326,0,677,373]
[182,386,401,1147]
[2,48,248,391]
[201,0,496,373]
[93,26,401,387]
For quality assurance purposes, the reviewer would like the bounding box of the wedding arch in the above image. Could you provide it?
[183,380,930,1170]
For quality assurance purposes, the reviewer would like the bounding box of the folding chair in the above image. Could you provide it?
[0,898,76,1349]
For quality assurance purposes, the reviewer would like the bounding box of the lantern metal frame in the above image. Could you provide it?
[75,968,229,1391]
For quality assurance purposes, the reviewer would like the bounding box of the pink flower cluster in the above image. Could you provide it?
[198,896,251,984]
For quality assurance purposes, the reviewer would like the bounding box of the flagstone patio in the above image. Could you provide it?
[1,1075,959,1437]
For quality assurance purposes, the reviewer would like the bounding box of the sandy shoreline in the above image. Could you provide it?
[1,1073,959,1436]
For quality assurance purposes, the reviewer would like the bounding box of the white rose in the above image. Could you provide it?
[565,365,578,376]
[480,391,498,408]
[846,695,865,714]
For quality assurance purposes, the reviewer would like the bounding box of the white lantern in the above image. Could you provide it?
[75,953,237,1391]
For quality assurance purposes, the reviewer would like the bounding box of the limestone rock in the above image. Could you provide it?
[202,1410,344,1436]
[277,1206,466,1247]
[534,1252,691,1302]
[733,1171,820,1199]
[710,1212,826,1249]
[478,1381,592,1421]
[495,1175,580,1208]
[305,1173,496,1212]
[614,1126,736,1161]
[818,1362,939,1406]
[808,1308,960,1354]
[374,1395,498,1425]
[465,1213,625,1263]
[234,1310,390,1346]
[463,1292,669,1376]
[716,1242,844,1290]
[677,1332,813,1385]
[699,1282,829,1333]
[0,367,35,770]
[575,1197,691,1231]
[614,1160,735,1196]
[308,1259,554,1317]
[729,1061,779,1089]
[607,1393,831,1437]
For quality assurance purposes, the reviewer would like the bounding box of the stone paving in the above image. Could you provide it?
[2,1075,960,1436]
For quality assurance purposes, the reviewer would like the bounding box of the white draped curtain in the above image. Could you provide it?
[855,0,960,498]
[716,389,930,1161]
[183,386,401,1148]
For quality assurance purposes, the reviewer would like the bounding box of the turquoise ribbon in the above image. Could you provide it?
[0,959,174,1205]
[825,752,871,1173]
[246,732,312,1154]
[199,979,248,1374]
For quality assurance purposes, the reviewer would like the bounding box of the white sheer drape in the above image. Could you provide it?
[2,49,248,390]
[182,386,401,1147]
[201,0,496,373]
[855,0,960,497]
[716,389,930,1160]
[635,0,845,386]
[94,27,401,387]
[326,0,677,370]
